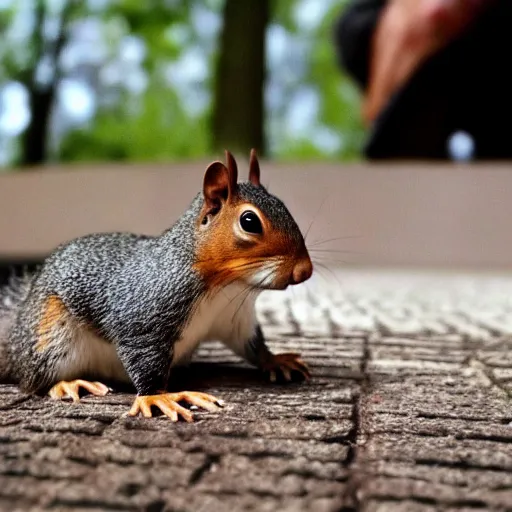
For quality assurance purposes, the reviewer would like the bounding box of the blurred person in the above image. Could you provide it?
[334,0,512,160]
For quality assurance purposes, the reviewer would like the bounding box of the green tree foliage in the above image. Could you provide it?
[61,84,211,162]
[0,0,365,169]
[269,0,366,161]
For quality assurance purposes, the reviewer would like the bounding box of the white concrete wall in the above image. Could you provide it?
[1,161,512,270]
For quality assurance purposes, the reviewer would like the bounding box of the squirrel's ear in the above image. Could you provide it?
[203,161,230,212]
[248,148,260,186]
[224,150,238,196]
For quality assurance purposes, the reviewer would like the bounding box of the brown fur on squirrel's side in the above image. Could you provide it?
[0,149,313,421]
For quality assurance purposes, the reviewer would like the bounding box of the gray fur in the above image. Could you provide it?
[0,272,33,382]
[0,182,304,396]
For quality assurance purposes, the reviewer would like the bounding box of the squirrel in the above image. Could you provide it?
[0,149,313,422]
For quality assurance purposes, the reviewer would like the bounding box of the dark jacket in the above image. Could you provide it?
[334,0,512,160]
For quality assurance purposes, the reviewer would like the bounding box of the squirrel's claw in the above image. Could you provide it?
[127,391,225,422]
[263,352,311,383]
[48,379,110,403]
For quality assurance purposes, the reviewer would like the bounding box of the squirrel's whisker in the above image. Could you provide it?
[231,270,272,322]
[309,248,361,255]
[313,261,343,288]
[303,192,331,243]
[311,255,352,266]
[307,235,362,248]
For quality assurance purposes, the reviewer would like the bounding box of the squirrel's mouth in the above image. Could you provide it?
[246,265,283,290]
[246,258,313,290]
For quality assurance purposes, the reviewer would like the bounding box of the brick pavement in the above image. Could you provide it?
[1,268,512,511]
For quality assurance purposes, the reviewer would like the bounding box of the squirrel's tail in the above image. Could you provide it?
[0,272,33,382]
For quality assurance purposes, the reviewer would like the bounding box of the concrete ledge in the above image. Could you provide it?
[1,161,512,269]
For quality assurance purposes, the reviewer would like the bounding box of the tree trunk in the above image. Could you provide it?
[212,0,269,158]
[21,88,55,167]
[20,2,72,168]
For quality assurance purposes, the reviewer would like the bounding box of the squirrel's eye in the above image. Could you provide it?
[239,211,263,234]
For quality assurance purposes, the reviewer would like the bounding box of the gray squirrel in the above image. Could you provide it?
[0,150,313,422]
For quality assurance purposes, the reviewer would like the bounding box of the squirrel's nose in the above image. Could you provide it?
[291,258,313,285]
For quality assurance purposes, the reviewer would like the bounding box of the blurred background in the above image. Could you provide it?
[1,0,512,274]
[0,0,365,170]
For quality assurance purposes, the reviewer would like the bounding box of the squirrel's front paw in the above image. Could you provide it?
[262,353,311,383]
[48,379,111,403]
[127,391,225,422]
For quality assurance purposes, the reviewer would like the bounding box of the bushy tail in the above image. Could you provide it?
[0,272,33,381]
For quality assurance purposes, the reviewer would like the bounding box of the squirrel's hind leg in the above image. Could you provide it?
[12,294,125,399]
[48,379,110,403]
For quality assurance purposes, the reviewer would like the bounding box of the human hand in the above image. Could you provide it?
[363,0,491,124]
